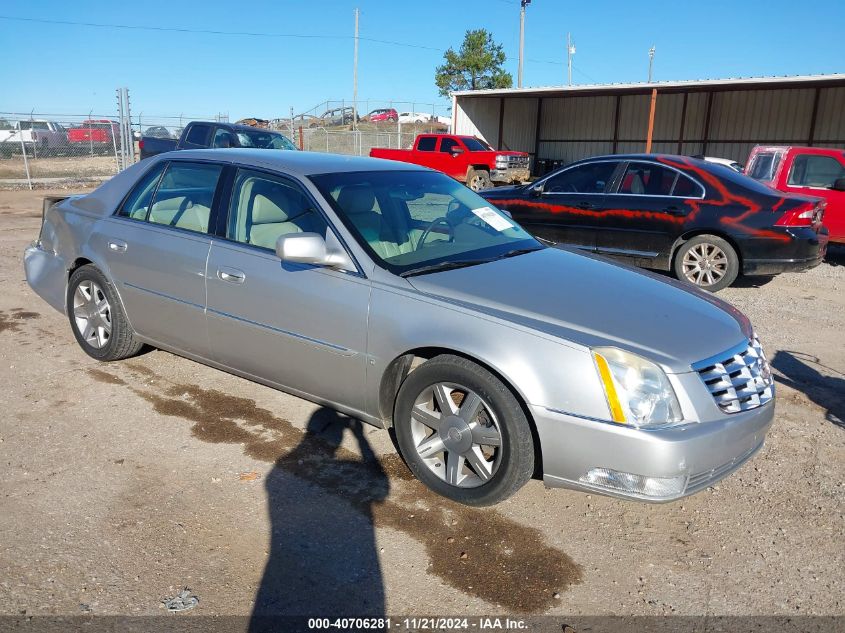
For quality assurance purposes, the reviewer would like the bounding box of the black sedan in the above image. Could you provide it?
[482,154,829,291]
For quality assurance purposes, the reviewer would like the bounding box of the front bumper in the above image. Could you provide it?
[491,167,530,184]
[532,400,775,502]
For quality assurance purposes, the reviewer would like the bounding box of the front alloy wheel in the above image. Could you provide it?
[410,382,502,488]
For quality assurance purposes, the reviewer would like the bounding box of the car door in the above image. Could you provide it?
[513,160,620,250]
[597,160,701,263]
[412,135,442,171]
[438,137,469,180]
[97,160,224,357]
[205,167,370,411]
[783,153,845,242]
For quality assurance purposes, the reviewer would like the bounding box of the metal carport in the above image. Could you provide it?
[451,74,845,174]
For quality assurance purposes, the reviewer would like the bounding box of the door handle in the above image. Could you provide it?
[577,201,594,210]
[663,205,684,215]
[108,240,127,252]
[217,268,246,283]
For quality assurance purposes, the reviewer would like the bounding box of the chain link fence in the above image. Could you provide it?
[0,104,449,187]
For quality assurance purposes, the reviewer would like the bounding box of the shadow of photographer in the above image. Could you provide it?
[771,350,844,429]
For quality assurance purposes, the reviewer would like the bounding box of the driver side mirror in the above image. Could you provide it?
[451,147,464,156]
[832,177,845,192]
[275,233,354,271]
[529,182,544,197]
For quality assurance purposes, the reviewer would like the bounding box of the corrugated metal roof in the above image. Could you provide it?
[452,73,845,98]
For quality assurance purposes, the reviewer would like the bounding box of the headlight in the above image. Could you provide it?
[592,347,683,429]
[495,157,509,167]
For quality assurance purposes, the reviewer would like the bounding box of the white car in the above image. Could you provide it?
[701,156,743,173]
[398,112,433,124]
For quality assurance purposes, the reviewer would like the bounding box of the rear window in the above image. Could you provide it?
[747,152,780,181]
[184,124,211,147]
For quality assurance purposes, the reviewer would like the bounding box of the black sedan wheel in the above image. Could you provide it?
[67,264,143,361]
[394,354,534,506]
[674,235,739,292]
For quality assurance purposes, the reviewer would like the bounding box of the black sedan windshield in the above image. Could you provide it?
[310,170,542,275]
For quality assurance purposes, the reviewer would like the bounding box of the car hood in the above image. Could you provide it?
[407,247,751,373]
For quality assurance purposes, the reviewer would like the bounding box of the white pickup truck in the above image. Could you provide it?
[0,120,68,156]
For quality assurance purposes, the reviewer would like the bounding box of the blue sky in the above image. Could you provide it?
[1,0,843,120]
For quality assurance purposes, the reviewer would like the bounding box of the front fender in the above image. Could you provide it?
[366,283,610,423]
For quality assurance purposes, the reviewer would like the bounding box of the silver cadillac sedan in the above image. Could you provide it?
[24,149,775,506]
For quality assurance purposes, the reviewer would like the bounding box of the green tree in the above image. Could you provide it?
[435,29,513,97]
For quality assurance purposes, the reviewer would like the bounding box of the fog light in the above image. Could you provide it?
[579,467,687,499]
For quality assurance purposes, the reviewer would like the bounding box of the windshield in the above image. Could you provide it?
[236,130,296,150]
[463,137,492,151]
[310,170,542,275]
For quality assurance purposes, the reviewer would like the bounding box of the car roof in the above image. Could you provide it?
[167,148,424,177]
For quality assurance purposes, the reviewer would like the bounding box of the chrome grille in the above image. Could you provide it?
[507,155,529,167]
[695,337,774,414]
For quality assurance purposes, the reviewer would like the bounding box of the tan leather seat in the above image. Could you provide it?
[337,185,414,259]
[247,190,303,250]
[148,195,210,233]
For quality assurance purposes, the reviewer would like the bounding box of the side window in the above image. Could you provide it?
[117,162,167,220]
[440,138,460,153]
[183,124,211,147]
[227,169,327,251]
[147,162,222,234]
[545,161,617,194]
[787,155,845,188]
[212,128,236,148]
[671,173,704,197]
[417,137,436,152]
[618,162,676,196]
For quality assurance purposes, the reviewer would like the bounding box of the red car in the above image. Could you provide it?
[746,145,845,244]
[366,108,398,123]
[67,119,120,153]
[370,134,530,190]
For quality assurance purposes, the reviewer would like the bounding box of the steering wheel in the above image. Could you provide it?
[416,217,454,251]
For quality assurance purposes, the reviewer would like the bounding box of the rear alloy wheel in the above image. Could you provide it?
[67,264,143,361]
[466,168,492,192]
[673,234,739,292]
[394,354,534,506]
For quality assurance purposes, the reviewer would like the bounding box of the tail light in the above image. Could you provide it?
[138,139,144,150]
[775,201,824,227]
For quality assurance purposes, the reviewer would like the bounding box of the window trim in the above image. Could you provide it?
[608,160,706,200]
[216,164,365,277]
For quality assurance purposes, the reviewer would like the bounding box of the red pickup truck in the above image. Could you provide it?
[67,119,120,154]
[370,134,530,191]
[746,145,845,244]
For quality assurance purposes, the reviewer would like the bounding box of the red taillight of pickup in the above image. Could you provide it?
[775,201,825,228]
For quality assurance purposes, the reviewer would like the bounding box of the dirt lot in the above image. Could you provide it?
[0,188,843,625]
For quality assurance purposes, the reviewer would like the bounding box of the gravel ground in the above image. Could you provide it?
[0,188,842,625]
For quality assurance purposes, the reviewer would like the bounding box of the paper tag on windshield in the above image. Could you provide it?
[471,206,513,231]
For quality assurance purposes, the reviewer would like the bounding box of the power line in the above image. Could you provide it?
[0,15,445,52]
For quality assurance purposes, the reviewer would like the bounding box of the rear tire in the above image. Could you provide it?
[394,354,534,506]
[67,264,143,361]
[673,234,739,292]
[466,168,492,192]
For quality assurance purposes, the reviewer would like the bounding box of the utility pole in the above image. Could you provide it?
[567,32,575,86]
[353,8,359,129]
[648,45,655,83]
[518,0,530,88]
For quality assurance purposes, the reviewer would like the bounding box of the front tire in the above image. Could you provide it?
[67,264,143,361]
[394,355,534,506]
[673,234,739,292]
[466,168,492,192]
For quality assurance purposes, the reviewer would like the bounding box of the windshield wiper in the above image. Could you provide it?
[399,259,490,278]
[498,246,544,259]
